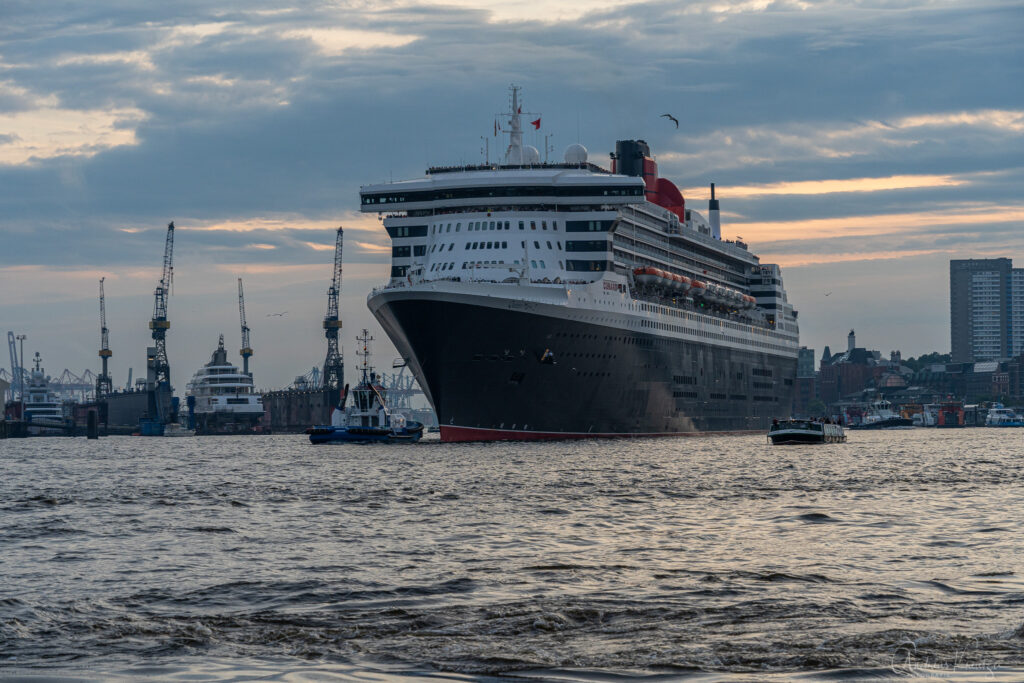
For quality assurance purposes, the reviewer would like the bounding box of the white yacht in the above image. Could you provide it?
[23,352,66,435]
[185,335,263,434]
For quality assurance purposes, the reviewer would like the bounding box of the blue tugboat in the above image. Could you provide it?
[306,329,424,445]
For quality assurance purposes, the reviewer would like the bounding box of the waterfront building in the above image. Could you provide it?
[949,258,1013,362]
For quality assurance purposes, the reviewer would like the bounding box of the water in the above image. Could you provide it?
[2,429,1024,681]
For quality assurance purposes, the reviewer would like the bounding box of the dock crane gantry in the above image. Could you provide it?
[96,277,113,400]
[322,227,344,396]
[149,221,175,387]
[238,277,252,376]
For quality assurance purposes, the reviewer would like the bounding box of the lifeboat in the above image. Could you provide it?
[678,275,691,292]
[671,273,684,291]
[707,283,722,303]
[744,294,757,309]
[690,280,707,297]
[656,269,673,288]
[633,266,660,286]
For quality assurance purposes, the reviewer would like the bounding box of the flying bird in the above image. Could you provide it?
[266,311,288,317]
[824,292,832,297]
[661,113,679,128]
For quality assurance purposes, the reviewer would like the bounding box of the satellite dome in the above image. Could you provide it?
[523,145,540,164]
[564,144,588,164]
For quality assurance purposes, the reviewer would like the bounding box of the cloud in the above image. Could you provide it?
[682,173,968,199]
[1,0,1022,379]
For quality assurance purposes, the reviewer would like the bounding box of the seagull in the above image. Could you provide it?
[824,292,832,297]
[266,311,288,317]
[661,113,679,129]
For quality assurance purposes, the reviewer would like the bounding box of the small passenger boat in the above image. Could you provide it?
[768,419,846,445]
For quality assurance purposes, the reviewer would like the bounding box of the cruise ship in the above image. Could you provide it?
[362,87,799,441]
[185,335,263,435]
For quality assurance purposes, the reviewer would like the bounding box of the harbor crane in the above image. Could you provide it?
[7,331,22,402]
[96,278,113,399]
[322,227,344,395]
[149,222,175,386]
[238,277,253,376]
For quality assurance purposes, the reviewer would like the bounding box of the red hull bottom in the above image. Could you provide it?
[440,425,763,443]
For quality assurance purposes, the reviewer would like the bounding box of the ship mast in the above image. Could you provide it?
[504,85,524,164]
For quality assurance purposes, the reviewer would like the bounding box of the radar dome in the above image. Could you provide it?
[523,145,540,164]
[564,144,588,164]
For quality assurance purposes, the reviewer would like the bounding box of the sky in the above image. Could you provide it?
[1,0,1022,391]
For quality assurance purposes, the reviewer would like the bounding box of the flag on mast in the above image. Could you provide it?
[531,118,541,130]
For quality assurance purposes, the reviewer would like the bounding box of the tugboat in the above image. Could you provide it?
[768,418,846,445]
[306,330,424,445]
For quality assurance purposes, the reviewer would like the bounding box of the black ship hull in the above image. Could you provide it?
[370,291,796,442]
[193,412,262,435]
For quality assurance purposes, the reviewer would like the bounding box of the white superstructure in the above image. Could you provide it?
[185,335,263,433]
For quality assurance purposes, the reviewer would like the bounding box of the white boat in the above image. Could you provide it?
[22,352,67,436]
[986,404,1024,427]
[163,423,195,437]
[768,419,846,445]
[361,86,801,442]
[185,335,263,434]
[849,399,913,430]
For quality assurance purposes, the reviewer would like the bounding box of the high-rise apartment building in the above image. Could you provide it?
[949,258,1012,362]
[1013,268,1024,357]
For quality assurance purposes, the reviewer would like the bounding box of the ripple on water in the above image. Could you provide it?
[2,429,1024,679]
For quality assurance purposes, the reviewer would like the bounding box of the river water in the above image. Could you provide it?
[2,429,1024,681]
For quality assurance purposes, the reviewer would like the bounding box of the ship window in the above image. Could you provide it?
[557,242,562,249]
[456,223,461,231]
[553,221,558,231]
[534,241,540,249]
[542,221,547,230]
[502,241,507,248]
[448,243,454,251]
[521,241,525,248]
[531,260,537,268]
[413,245,426,256]
[519,221,525,230]
[462,263,467,269]
[490,221,495,230]
[558,261,563,269]
[487,241,493,249]
[546,241,552,249]
[540,260,546,268]
[531,221,537,230]
[464,243,470,250]
[504,221,510,229]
